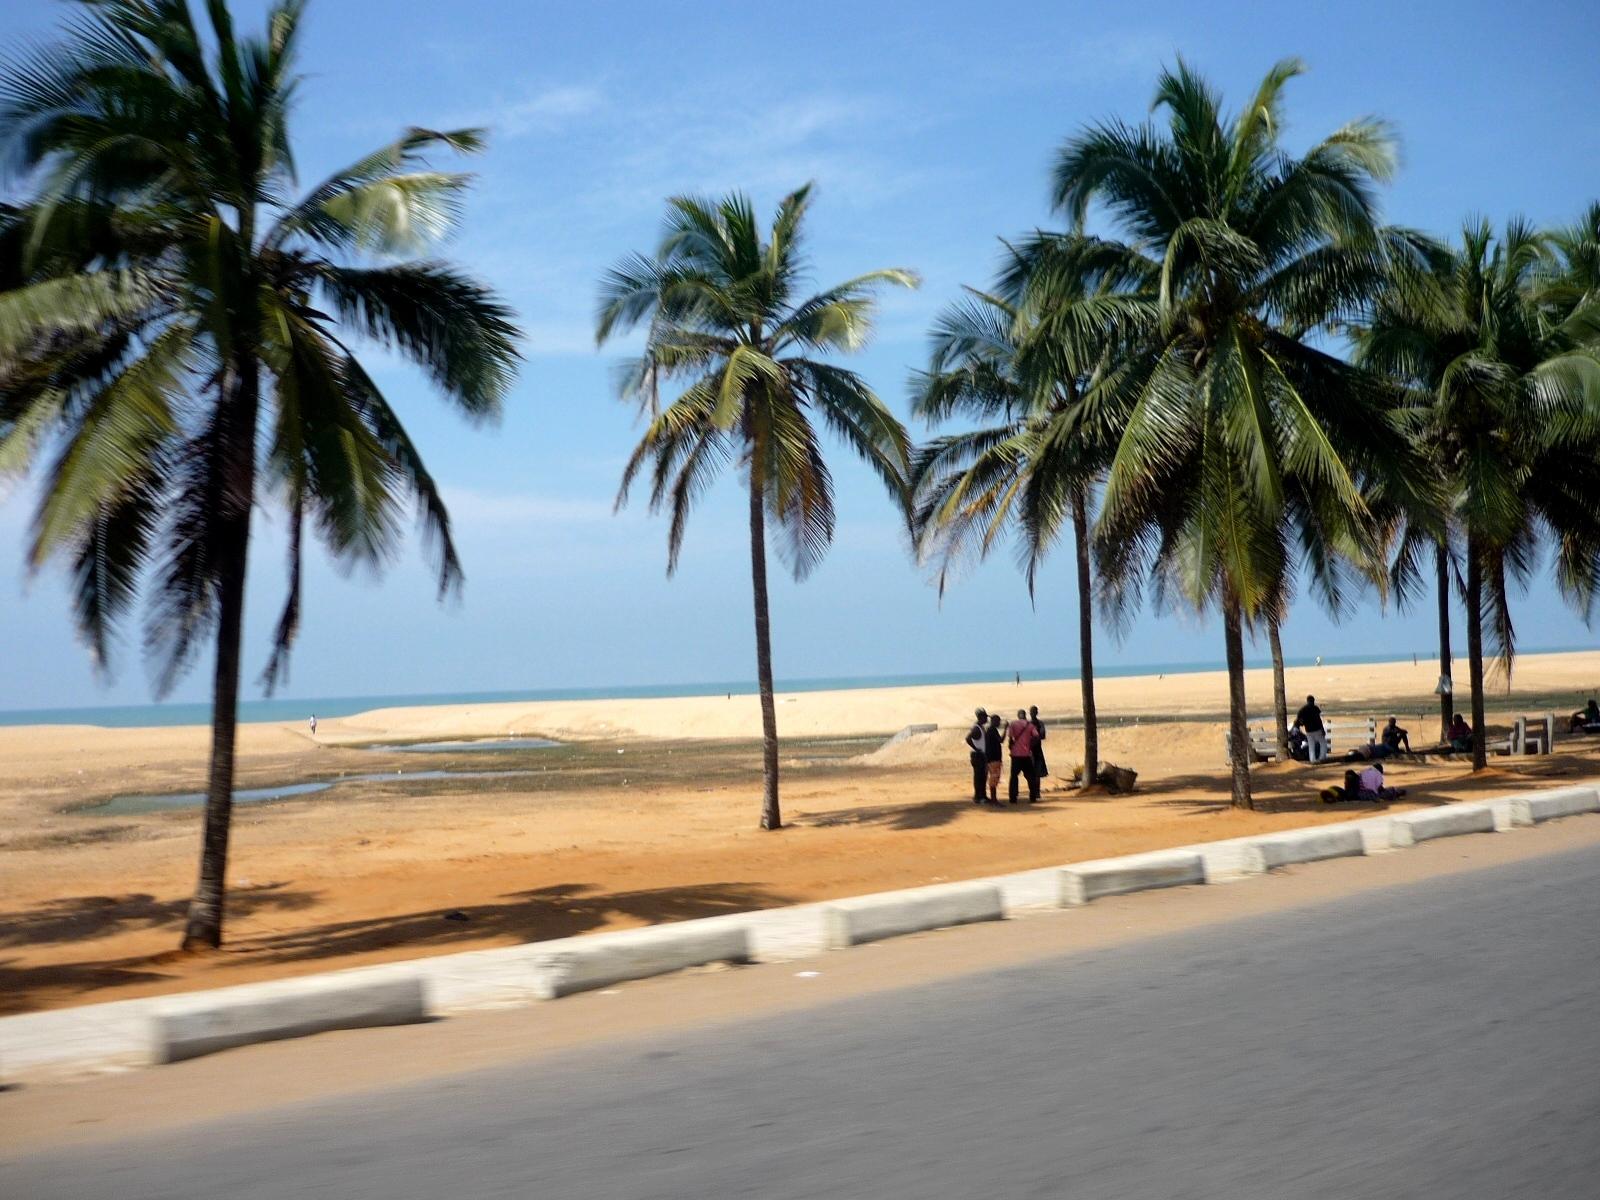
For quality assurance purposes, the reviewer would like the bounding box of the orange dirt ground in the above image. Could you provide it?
[4,653,1599,1015]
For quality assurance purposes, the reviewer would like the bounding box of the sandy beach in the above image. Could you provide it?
[3,649,1599,1015]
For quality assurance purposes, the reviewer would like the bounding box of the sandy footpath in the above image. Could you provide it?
[2,650,1598,1015]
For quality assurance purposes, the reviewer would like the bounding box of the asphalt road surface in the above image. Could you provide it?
[6,841,1600,1199]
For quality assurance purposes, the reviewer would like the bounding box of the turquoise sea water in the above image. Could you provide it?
[4,645,1590,729]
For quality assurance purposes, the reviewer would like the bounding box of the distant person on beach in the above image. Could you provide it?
[1295,695,1328,763]
[1029,705,1048,781]
[308,714,317,737]
[983,714,1004,802]
[1448,713,1473,752]
[1007,709,1040,803]
[1015,671,1021,686]
[967,708,989,803]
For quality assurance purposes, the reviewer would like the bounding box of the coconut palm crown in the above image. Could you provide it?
[1051,58,1430,807]
[1356,217,1600,768]
[0,0,520,946]
[910,233,1155,784]
[596,184,917,829]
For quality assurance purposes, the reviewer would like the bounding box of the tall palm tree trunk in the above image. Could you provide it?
[1435,543,1453,741]
[1070,486,1098,787]
[748,466,781,830]
[1222,591,1255,810]
[1267,617,1290,760]
[182,365,259,950]
[1465,536,1487,772]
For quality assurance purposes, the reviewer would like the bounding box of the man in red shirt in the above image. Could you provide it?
[1007,709,1040,803]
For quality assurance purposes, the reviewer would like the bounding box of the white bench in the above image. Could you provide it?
[1225,719,1338,764]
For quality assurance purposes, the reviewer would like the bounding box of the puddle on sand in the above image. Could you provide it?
[92,769,536,815]
[361,737,561,753]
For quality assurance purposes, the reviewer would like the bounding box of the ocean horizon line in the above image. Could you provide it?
[3,644,1594,730]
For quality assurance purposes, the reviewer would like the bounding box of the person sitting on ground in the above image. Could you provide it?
[1287,726,1309,762]
[1448,713,1474,752]
[1379,717,1412,756]
[966,708,989,804]
[983,714,1004,803]
[1357,760,1405,802]
[1569,698,1600,733]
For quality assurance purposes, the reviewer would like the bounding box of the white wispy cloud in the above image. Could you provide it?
[439,486,614,525]
[439,81,608,141]
[1062,30,1178,85]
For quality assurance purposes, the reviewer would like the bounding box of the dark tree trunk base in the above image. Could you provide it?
[1223,593,1255,810]
[748,465,781,830]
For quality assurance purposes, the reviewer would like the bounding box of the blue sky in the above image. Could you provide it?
[3,0,1598,712]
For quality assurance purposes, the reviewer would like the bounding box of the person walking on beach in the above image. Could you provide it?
[982,714,1004,802]
[966,708,989,803]
[308,714,317,738]
[1007,709,1041,803]
[1295,695,1327,763]
[1029,705,1048,783]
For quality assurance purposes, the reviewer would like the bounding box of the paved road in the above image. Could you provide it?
[7,843,1600,1199]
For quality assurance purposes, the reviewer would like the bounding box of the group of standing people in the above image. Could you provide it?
[966,706,1047,805]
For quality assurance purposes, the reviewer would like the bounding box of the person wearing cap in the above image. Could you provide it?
[966,708,989,803]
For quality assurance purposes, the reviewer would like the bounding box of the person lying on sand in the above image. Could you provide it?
[1357,761,1405,802]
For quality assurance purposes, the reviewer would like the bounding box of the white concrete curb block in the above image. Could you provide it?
[410,946,550,1014]
[1184,839,1267,882]
[1517,786,1600,824]
[1059,852,1205,906]
[823,882,1004,947]
[527,923,750,999]
[728,905,833,962]
[0,999,152,1082]
[987,868,1066,914]
[1389,803,1497,846]
[1253,825,1366,869]
[151,974,428,1063]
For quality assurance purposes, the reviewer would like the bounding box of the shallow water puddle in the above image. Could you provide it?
[90,769,538,815]
[360,737,561,753]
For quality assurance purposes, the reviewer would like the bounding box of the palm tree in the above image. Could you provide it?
[910,235,1153,787]
[1053,59,1424,809]
[1545,203,1600,310]
[1356,218,1600,769]
[595,186,916,829]
[0,0,520,948]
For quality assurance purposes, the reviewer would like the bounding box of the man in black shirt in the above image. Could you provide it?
[1295,694,1328,763]
[1379,717,1411,756]
[966,708,988,803]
